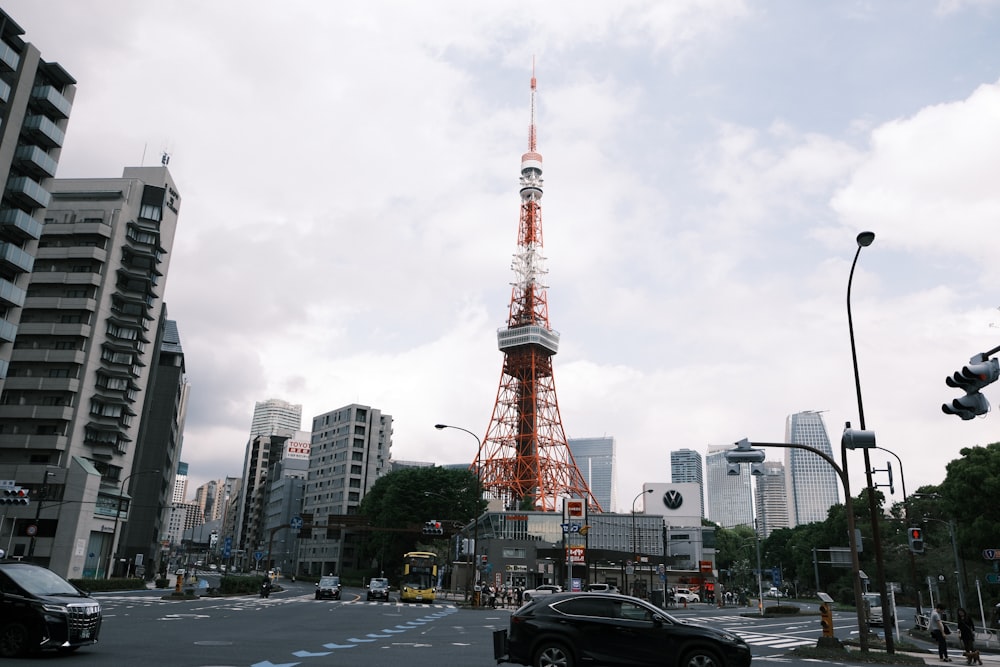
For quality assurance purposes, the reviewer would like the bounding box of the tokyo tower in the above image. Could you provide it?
[475,69,601,513]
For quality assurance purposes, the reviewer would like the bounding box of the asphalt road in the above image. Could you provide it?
[2,584,950,667]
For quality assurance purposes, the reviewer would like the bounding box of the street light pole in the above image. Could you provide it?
[631,488,653,598]
[26,471,56,560]
[740,438,870,651]
[434,424,483,600]
[847,230,893,653]
[107,468,160,579]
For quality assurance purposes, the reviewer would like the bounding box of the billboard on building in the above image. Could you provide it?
[285,440,311,460]
[642,483,702,527]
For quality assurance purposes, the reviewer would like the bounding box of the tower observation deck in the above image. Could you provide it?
[475,68,601,513]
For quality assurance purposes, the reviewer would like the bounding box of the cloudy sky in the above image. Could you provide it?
[8,0,1000,512]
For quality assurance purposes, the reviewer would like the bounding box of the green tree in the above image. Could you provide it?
[357,466,483,580]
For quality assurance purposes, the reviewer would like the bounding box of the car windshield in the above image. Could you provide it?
[319,577,339,587]
[371,580,387,589]
[1,564,82,597]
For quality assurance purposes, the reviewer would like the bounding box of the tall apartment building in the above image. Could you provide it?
[233,431,292,562]
[670,448,704,519]
[784,411,840,527]
[0,166,181,579]
[0,10,75,384]
[755,460,790,538]
[194,476,239,524]
[119,313,189,576]
[299,403,391,576]
[250,398,302,437]
[567,436,616,513]
[705,445,753,529]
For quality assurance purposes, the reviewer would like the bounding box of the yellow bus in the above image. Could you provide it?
[400,551,437,603]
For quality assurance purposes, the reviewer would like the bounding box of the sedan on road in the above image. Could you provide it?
[496,591,751,667]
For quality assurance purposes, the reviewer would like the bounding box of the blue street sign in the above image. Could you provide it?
[223,536,232,558]
[254,551,264,562]
[986,573,1000,584]
[290,516,303,530]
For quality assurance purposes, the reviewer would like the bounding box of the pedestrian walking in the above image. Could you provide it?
[957,608,981,665]
[930,602,952,662]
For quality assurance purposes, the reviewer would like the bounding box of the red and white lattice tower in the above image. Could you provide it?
[474,68,601,513]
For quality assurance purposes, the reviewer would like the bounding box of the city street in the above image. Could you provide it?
[0,580,955,667]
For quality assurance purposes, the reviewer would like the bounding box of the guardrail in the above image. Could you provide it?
[915,613,1000,649]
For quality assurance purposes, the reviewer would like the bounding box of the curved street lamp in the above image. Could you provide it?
[846,231,894,653]
[434,424,483,599]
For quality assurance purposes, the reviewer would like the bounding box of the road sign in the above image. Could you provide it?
[986,573,1000,584]
[254,551,263,562]
[983,549,1000,560]
[290,516,303,530]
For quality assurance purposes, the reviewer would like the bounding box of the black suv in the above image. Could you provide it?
[0,561,102,657]
[495,592,751,667]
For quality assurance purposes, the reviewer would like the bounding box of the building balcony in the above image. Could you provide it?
[14,144,58,179]
[35,246,107,262]
[22,295,96,312]
[10,348,86,365]
[0,42,19,72]
[0,433,68,450]
[0,404,74,421]
[26,272,102,287]
[12,321,92,338]
[6,175,51,209]
[0,376,81,393]
[0,316,16,344]
[31,85,72,119]
[0,207,43,241]
[0,241,35,274]
[23,115,65,148]
[0,277,26,308]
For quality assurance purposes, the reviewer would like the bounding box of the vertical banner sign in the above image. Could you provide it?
[563,498,588,570]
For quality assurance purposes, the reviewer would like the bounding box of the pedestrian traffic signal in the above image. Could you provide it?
[942,355,1000,420]
[422,520,443,535]
[908,526,924,554]
[1,487,29,505]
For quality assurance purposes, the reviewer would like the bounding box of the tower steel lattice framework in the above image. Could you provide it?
[475,70,601,513]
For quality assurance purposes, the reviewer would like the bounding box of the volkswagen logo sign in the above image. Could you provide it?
[662,490,684,510]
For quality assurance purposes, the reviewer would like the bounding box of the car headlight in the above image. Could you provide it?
[42,603,69,614]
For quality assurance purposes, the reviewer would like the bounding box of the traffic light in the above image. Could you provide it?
[819,602,834,637]
[942,355,1000,420]
[422,520,443,535]
[1,487,29,505]
[907,526,924,554]
[725,439,765,473]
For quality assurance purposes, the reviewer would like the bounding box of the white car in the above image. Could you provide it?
[765,587,783,598]
[522,584,562,602]
[672,588,700,603]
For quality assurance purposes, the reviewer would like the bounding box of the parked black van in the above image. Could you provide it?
[0,560,102,657]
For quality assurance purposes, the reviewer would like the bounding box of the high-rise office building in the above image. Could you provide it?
[784,411,840,527]
[173,461,189,504]
[670,448,704,519]
[568,437,616,513]
[755,460,790,538]
[299,403,391,575]
[705,445,753,529]
[250,398,302,437]
[0,165,181,579]
[0,9,76,385]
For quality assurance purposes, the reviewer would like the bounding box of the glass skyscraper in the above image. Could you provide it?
[568,437,616,513]
[670,448,704,519]
[705,446,753,529]
[784,411,840,527]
